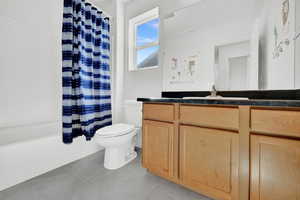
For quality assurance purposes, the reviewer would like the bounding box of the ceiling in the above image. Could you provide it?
[164,0,262,36]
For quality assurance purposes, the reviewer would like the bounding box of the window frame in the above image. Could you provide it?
[128,7,160,71]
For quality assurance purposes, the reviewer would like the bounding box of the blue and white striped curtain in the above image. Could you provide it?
[62,0,112,144]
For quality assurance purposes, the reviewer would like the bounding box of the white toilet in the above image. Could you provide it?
[95,101,142,170]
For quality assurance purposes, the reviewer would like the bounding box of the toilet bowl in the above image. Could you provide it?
[95,123,138,170]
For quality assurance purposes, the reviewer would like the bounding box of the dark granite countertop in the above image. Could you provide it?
[137,97,300,107]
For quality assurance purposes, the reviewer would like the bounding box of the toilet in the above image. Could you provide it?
[95,101,142,170]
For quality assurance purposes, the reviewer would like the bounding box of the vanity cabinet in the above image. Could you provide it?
[180,125,239,200]
[250,135,300,200]
[250,108,300,200]
[141,103,300,200]
[142,120,175,179]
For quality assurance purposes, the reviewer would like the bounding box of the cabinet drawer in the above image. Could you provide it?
[251,108,300,138]
[143,104,175,122]
[180,105,239,130]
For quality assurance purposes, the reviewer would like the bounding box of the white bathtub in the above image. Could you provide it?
[0,122,103,191]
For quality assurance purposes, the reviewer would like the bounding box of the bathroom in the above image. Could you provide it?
[0,0,299,199]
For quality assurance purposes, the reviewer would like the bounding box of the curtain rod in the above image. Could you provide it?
[99,8,113,20]
[87,1,113,20]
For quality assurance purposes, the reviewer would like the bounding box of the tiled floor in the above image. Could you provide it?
[0,151,212,200]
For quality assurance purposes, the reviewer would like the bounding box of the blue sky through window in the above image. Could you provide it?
[136,18,159,67]
[136,18,159,46]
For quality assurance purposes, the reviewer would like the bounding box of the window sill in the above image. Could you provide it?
[129,65,159,72]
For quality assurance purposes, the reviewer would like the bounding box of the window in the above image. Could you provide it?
[129,7,159,71]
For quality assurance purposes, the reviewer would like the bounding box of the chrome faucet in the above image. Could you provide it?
[210,85,217,97]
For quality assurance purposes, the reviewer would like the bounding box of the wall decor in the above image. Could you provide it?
[185,55,197,77]
[168,54,199,85]
[273,0,292,59]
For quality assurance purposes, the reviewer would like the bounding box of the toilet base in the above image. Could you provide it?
[104,145,137,170]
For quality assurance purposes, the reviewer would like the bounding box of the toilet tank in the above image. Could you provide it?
[124,100,143,148]
[123,100,142,128]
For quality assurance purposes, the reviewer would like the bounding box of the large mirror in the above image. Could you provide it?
[162,0,300,91]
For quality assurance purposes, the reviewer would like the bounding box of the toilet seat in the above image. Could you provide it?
[96,123,135,138]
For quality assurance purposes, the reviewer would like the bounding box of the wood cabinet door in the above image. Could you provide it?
[251,135,300,200]
[142,120,175,179]
[180,125,239,200]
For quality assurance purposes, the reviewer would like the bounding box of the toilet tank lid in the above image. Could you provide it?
[96,123,135,137]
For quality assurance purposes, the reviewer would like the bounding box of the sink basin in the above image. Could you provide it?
[183,96,249,101]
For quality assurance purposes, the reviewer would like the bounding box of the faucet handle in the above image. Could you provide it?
[212,84,216,91]
[211,85,217,97]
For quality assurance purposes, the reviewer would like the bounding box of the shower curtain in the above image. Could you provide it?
[62,0,112,144]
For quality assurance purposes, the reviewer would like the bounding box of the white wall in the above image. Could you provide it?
[259,0,296,89]
[124,0,163,102]
[295,0,300,88]
[123,0,206,101]
[0,0,62,127]
[123,0,299,95]
[0,0,115,191]
[162,0,260,91]
[90,0,116,16]
[123,0,261,95]
[113,0,127,123]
